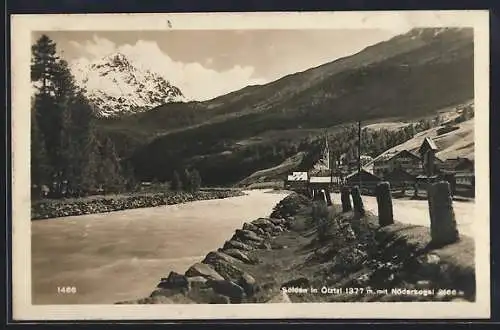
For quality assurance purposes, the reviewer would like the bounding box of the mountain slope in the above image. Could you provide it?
[119,27,474,186]
[104,27,472,137]
[238,152,307,187]
[72,53,184,117]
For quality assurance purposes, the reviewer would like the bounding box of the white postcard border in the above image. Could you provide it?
[10,10,490,320]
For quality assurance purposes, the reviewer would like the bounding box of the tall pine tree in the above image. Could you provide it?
[30,97,50,187]
[97,137,125,194]
[79,124,101,194]
[182,168,192,192]
[31,35,59,94]
[189,169,202,192]
[31,34,125,197]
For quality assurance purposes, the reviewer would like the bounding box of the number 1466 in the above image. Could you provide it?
[57,286,77,294]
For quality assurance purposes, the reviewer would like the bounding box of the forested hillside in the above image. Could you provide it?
[125,28,474,186]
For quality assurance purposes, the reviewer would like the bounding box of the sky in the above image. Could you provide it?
[33,29,411,101]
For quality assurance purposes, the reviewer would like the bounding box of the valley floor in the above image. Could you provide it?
[125,193,475,304]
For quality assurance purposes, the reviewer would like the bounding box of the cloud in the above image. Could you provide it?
[69,36,268,101]
[70,35,116,59]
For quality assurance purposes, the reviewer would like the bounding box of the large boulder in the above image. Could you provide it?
[242,222,260,233]
[185,285,231,304]
[252,218,284,236]
[202,251,242,266]
[157,271,189,290]
[234,229,264,243]
[222,248,258,264]
[251,218,275,230]
[208,279,246,303]
[238,272,258,297]
[185,263,225,281]
[256,227,269,237]
[270,226,285,236]
[223,239,254,251]
[269,193,312,218]
[230,236,263,249]
[187,276,209,290]
[206,258,245,282]
[269,217,287,227]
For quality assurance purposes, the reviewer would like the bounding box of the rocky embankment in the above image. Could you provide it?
[31,190,245,220]
[117,193,475,304]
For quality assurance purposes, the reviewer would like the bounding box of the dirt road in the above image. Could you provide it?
[331,193,475,238]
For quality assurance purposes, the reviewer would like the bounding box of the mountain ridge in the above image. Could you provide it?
[95,27,474,186]
[104,27,472,139]
[72,52,185,117]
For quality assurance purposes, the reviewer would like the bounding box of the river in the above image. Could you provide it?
[31,189,289,305]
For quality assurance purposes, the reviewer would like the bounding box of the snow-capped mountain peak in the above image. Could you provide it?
[72,52,185,117]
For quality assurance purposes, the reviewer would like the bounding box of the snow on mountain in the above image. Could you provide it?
[71,52,185,117]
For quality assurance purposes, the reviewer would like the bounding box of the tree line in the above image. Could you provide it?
[31,35,133,198]
[132,118,439,187]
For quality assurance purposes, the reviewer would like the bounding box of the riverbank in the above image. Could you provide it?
[118,192,475,304]
[31,189,245,220]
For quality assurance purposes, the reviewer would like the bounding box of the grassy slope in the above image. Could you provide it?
[235,196,475,303]
[238,152,306,187]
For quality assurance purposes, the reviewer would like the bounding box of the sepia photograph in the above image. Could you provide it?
[11,11,490,320]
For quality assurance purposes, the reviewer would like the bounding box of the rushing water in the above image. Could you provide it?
[31,190,289,305]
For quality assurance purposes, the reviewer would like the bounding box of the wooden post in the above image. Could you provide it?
[428,181,459,246]
[375,181,394,226]
[351,185,365,216]
[341,186,352,212]
[325,187,332,206]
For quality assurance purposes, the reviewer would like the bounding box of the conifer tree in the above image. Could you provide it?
[190,169,202,192]
[123,161,137,192]
[182,168,192,192]
[31,34,107,197]
[79,125,100,194]
[97,137,125,194]
[30,99,51,186]
[31,35,59,94]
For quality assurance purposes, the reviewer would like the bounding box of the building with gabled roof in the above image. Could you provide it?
[419,137,438,157]
[373,149,422,178]
[418,137,439,177]
[345,169,382,193]
[439,157,474,173]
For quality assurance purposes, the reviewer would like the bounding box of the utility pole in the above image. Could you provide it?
[358,120,362,191]
[329,135,334,192]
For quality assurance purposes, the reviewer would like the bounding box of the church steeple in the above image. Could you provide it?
[311,132,331,173]
[323,132,330,170]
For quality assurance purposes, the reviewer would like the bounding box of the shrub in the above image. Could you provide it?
[312,201,330,242]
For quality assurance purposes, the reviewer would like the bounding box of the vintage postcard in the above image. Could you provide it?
[11,11,490,320]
